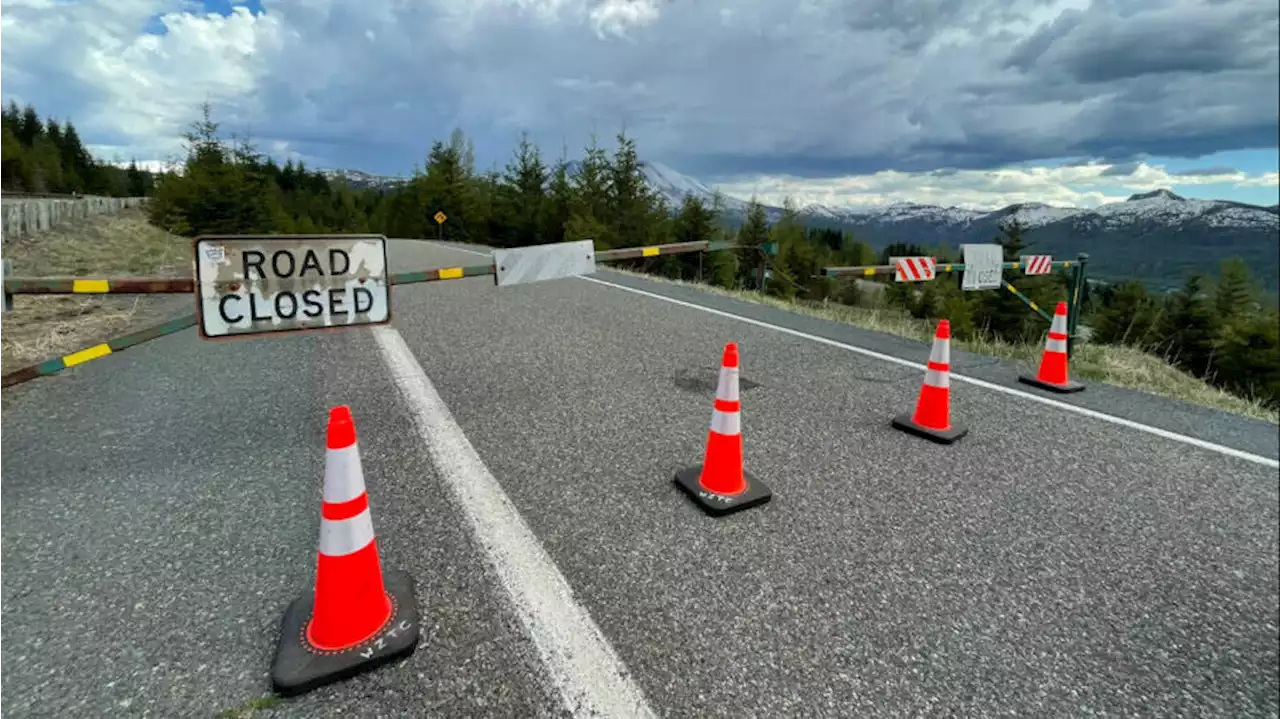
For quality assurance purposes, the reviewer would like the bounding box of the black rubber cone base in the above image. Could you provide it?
[1018,373,1085,394]
[271,568,421,698]
[891,413,969,445]
[674,465,772,516]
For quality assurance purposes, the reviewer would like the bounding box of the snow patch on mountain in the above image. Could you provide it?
[999,202,1084,228]
[1082,189,1275,229]
[110,159,184,175]
[317,168,410,189]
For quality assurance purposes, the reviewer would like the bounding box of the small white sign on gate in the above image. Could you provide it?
[961,244,1003,291]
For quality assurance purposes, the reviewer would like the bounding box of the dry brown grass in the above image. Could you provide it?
[611,267,1279,424]
[1,208,192,372]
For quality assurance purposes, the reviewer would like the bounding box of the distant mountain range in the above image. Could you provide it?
[624,164,1278,292]
[128,160,1280,292]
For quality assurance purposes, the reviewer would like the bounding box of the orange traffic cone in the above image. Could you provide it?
[271,406,421,697]
[892,319,968,444]
[1019,302,1084,393]
[674,342,772,516]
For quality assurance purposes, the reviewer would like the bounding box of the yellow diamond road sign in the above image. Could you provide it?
[433,211,447,224]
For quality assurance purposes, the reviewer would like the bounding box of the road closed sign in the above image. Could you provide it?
[194,234,391,339]
[961,243,1004,291]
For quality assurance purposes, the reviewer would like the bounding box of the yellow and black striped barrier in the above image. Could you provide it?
[1,313,198,388]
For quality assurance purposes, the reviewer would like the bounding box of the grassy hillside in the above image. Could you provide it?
[0,208,190,374]
[610,266,1280,424]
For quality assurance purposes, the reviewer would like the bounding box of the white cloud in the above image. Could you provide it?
[588,0,659,39]
[1,0,1275,197]
[711,161,1280,210]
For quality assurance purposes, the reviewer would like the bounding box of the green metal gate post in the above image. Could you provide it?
[1066,252,1088,358]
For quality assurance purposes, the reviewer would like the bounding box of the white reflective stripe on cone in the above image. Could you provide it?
[717,366,740,401]
[710,409,741,436]
[1050,312,1068,334]
[323,443,367,504]
[318,508,376,557]
[1046,337,1068,354]
[924,368,950,389]
[929,338,950,365]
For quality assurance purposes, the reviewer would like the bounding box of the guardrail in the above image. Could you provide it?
[0,191,84,199]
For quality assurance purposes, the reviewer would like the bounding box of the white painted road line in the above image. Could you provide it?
[371,326,656,719]
[577,276,1280,470]
[415,241,1280,469]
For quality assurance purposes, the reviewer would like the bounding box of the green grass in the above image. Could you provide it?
[215,695,282,718]
[610,267,1280,424]
[1,207,191,372]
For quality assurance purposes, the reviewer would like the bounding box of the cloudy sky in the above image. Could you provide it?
[2,0,1277,210]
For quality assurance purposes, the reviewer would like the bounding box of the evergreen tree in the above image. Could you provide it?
[1,124,25,189]
[1091,280,1158,347]
[1156,274,1219,378]
[673,194,716,245]
[567,133,614,246]
[17,104,42,146]
[703,191,740,288]
[541,147,574,242]
[767,198,815,299]
[607,129,665,248]
[736,198,770,288]
[497,133,548,248]
[420,133,479,242]
[1212,257,1257,322]
[1214,307,1280,408]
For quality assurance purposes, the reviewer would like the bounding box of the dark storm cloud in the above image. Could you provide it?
[1173,165,1241,176]
[1101,162,1141,176]
[2,0,1276,179]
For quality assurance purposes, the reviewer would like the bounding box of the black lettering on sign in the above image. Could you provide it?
[328,288,347,315]
[698,491,735,504]
[219,295,243,323]
[353,286,374,313]
[329,249,350,276]
[248,293,272,321]
[243,250,266,279]
[358,620,414,659]
[274,292,298,319]
[271,250,296,278]
[298,249,324,277]
[302,289,325,317]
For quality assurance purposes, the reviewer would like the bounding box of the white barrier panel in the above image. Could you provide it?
[493,240,597,287]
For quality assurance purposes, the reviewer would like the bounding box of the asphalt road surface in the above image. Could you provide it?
[3,239,1278,718]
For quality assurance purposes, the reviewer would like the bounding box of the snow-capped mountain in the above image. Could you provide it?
[317,168,410,191]
[638,164,1277,288]
[640,163,1277,233]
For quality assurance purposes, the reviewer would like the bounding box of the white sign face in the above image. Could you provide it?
[492,239,596,287]
[961,243,1004,291]
[194,234,391,339]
